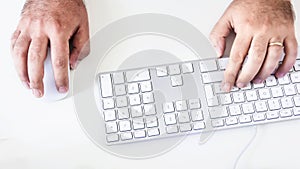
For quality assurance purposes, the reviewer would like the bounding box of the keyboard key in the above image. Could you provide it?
[142,92,154,104]
[132,118,145,130]
[163,102,175,113]
[297,84,300,93]
[119,120,131,132]
[294,60,300,71]
[228,105,242,116]
[199,60,218,72]
[166,125,179,134]
[239,115,252,124]
[242,103,255,114]
[207,97,220,107]
[226,117,238,126]
[178,111,191,123]
[255,101,268,112]
[144,104,157,116]
[179,124,192,132]
[114,84,126,96]
[134,130,146,138]
[233,92,245,103]
[148,128,160,137]
[209,107,228,118]
[283,84,296,96]
[106,121,118,133]
[211,119,224,127]
[176,100,188,111]
[106,134,119,143]
[271,87,284,98]
[121,132,133,141]
[129,94,141,105]
[118,108,130,119]
[164,113,177,125]
[266,111,279,120]
[220,94,232,105]
[253,113,266,122]
[128,83,139,94]
[193,122,206,130]
[280,109,292,118]
[182,63,194,73]
[116,96,128,108]
[290,72,300,83]
[140,81,153,92]
[102,98,115,110]
[202,71,224,84]
[188,99,201,109]
[294,96,300,107]
[245,90,258,101]
[131,106,143,117]
[240,83,252,90]
[146,117,158,128]
[265,76,277,87]
[126,69,150,82]
[278,74,290,85]
[99,74,113,98]
[293,108,300,116]
[171,75,183,87]
[281,97,294,108]
[156,66,168,77]
[253,83,265,89]
[168,64,181,75]
[267,99,281,110]
[258,89,271,99]
[104,110,116,122]
[214,83,225,94]
[113,72,125,84]
[191,110,204,121]
[217,57,229,70]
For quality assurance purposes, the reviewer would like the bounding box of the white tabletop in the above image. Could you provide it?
[1,0,300,169]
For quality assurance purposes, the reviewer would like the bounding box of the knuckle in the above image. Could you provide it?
[54,58,68,69]
[30,79,42,88]
[231,51,245,64]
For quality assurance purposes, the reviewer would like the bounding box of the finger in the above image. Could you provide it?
[236,35,269,87]
[50,36,69,93]
[11,30,21,49]
[12,33,31,89]
[27,36,48,98]
[222,33,252,92]
[275,37,298,78]
[69,20,90,70]
[209,15,232,57]
[254,40,284,82]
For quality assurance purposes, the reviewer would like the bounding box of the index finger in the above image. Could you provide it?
[50,36,69,93]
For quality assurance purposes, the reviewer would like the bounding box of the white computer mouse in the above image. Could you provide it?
[41,48,70,102]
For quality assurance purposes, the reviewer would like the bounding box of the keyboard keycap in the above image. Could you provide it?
[102,98,115,110]
[278,74,290,85]
[116,96,128,108]
[121,132,133,141]
[134,130,146,138]
[179,124,192,132]
[202,71,224,84]
[100,74,113,98]
[253,113,266,122]
[176,100,188,111]
[293,108,300,116]
[168,65,181,75]
[220,94,232,105]
[191,110,204,121]
[106,134,119,143]
[164,113,177,125]
[182,63,194,73]
[280,109,292,118]
[128,83,139,94]
[258,89,271,99]
[242,103,255,114]
[228,105,242,116]
[113,72,125,84]
[209,107,228,119]
[255,101,268,112]
[140,81,153,92]
[146,117,158,128]
[132,118,145,130]
[104,110,116,122]
[294,96,300,107]
[126,69,150,82]
[239,115,252,124]
[156,66,168,77]
[144,104,157,116]
[294,60,300,71]
[232,92,245,103]
[193,122,206,130]
[266,111,279,120]
[199,60,218,72]
[211,119,224,127]
[217,58,229,70]
[131,106,143,118]
[178,111,191,123]
[290,72,300,83]
[118,108,130,119]
[106,122,118,133]
[163,102,175,113]
[268,99,281,110]
[283,84,296,96]
[148,128,160,137]
[245,90,258,101]
[265,76,277,87]
[281,97,294,108]
[271,87,284,98]
[188,99,201,109]
[119,120,131,132]
[114,84,126,96]
[171,75,183,87]
[142,92,154,104]
[129,94,141,106]
[226,117,238,126]
[166,125,179,134]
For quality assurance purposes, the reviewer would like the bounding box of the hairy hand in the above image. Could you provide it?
[210,0,298,92]
[11,0,90,97]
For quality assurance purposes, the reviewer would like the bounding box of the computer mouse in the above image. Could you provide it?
[41,48,70,102]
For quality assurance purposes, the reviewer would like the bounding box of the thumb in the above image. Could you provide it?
[209,15,232,57]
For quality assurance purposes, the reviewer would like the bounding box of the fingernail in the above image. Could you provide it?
[276,72,285,78]
[222,83,231,92]
[58,87,68,93]
[22,82,30,89]
[253,78,263,84]
[32,89,42,98]
[71,61,79,70]
[236,82,246,88]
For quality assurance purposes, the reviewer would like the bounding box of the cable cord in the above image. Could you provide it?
[233,126,258,169]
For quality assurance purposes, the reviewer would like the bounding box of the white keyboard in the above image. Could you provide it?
[97,52,300,145]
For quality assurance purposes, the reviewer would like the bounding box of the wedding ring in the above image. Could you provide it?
[268,42,284,47]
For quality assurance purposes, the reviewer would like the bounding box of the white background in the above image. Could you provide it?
[0,0,300,169]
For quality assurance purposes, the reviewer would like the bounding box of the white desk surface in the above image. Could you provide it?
[1,0,300,169]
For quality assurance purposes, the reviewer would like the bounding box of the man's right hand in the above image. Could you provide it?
[11,0,90,98]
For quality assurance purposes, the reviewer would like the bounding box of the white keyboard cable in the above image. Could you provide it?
[233,126,258,169]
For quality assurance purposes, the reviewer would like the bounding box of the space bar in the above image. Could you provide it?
[202,71,224,84]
